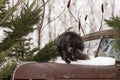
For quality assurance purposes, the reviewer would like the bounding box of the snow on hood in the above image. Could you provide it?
[55,57,115,66]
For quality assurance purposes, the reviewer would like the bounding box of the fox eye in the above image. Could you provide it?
[68,47,74,53]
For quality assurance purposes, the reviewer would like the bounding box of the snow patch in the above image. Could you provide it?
[55,57,115,66]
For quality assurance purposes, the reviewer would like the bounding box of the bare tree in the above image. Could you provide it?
[111,0,115,16]
[48,1,52,41]
[37,0,46,48]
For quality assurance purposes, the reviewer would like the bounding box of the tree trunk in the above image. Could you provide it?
[48,1,52,42]
[37,0,45,48]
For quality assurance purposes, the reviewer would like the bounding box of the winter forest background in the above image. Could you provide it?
[37,0,120,48]
[34,0,120,48]
[1,0,120,48]
[0,0,120,79]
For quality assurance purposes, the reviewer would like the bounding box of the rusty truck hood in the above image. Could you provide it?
[14,63,119,80]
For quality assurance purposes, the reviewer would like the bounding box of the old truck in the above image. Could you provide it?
[13,29,120,80]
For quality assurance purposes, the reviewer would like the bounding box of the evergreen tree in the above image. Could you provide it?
[34,39,58,62]
[0,0,16,64]
[0,0,42,52]
[105,16,120,51]
[0,0,9,23]
[105,16,120,36]
[0,0,44,62]
[0,0,45,79]
[12,37,39,61]
[0,61,17,80]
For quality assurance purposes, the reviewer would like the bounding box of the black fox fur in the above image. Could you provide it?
[56,31,89,64]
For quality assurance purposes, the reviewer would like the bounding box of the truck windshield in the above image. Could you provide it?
[84,38,120,61]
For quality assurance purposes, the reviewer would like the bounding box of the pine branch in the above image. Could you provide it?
[33,39,58,62]
[0,0,21,25]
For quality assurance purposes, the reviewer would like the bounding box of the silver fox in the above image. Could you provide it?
[56,32,89,64]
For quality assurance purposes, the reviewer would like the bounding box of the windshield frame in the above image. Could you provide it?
[82,29,120,62]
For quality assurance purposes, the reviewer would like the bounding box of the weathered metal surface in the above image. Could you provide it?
[13,63,119,80]
[82,29,118,41]
[13,63,55,80]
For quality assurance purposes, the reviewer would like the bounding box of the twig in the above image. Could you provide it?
[41,8,65,32]
[67,27,73,31]
[68,8,86,35]
[95,35,103,57]
[68,8,78,22]
[85,21,95,32]
[79,18,85,35]
[99,14,103,31]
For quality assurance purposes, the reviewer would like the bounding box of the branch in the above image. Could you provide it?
[68,8,78,22]
[99,13,104,31]
[68,8,86,35]
[95,35,103,57]
[41,8,65,32]
[0,0,22,25]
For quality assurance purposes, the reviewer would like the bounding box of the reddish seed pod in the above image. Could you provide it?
[101,3,104,13]
[78,20,81,31]
[67,0,71,8]
[85,15,88,21]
